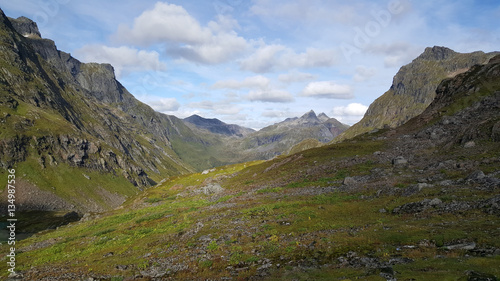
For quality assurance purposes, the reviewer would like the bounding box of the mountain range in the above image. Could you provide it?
[0,11,348,212]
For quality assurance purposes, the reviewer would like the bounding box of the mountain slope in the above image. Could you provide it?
[7,54,499,280]
[0,12,205,212]
[336,46,498,142]
[183,114,255,137]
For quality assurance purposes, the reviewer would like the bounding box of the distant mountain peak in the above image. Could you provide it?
[184,115,254,137]
[318,113,330,122]
[301,110,318,120]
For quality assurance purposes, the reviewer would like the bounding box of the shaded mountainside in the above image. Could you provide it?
[6,53,499,280]
[0,11,218,212]
[336,46,499,142]
[183,115,255,137]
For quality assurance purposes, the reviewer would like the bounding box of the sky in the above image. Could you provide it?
[1,0,499,130]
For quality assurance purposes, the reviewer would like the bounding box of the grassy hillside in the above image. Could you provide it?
[3,127,499,279]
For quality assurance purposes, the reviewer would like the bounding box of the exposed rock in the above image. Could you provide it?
[392,156,408,166]
[201,184,224,195]
[8,16,41,38]
[464,141,476,148]
[343,177,357,185]
[467,270,498,281]
[467,170,486,180]
[445,242,476,250]
[140,266,167,278]
[429,198,443,206]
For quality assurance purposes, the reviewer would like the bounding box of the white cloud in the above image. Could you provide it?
[278,71,316,84]
[187,100,242,115]
[367,42,422,68]
[301,81,354,99]
[188,100,216,110]
[114,2,211,45]
[239,44,286,73]
[354,66,377,82]
[150,98,181,112]
[76,45,166,78]
[240,44,338,73]
[247,90,294,103]
[212,75,270,90]
[112,2,248,64]
[169,31,248,64]
[330,103,369,124]
[331,103,368,116]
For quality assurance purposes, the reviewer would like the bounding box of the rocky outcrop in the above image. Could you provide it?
[8,16,41,38]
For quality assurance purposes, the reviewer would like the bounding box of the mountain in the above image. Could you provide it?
[0,11,229,212]
[238,110,349,158]
[8,53,499,280]
[183,114,255,137]
[336,46,499,142]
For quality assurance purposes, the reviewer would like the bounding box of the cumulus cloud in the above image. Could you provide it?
[354,66,377,82]
[112,2,248,64]
[240,44,338,73]
[188,100,216,110]
[247,89,294,103]
[301,81,354,99]
[76,45,166,78]
[187,100,242,115]
[367,42,422,68]
[212,75,270,90]
[150,98,181,112]
[114,2,210,45]
[331,103,368,116]
[278,71,316,84]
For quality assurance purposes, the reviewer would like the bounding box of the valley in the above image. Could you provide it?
[0,7,499,281]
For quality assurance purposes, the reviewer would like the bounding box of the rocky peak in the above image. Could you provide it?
[300,110,319,122]
[8,16,41,38]
[417,46,457,61]
[318,113,330,122]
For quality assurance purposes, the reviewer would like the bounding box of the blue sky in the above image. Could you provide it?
[1,0,499,129]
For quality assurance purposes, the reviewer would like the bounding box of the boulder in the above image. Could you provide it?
[392,156,408,166]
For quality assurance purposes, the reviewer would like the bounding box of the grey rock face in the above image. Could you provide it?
[8,16,41,38]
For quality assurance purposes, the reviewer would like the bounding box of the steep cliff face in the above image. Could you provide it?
[7,16,41,38]
[336,46,498,142]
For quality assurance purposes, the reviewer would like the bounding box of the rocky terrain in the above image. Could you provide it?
[2,51,498,280]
